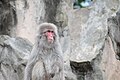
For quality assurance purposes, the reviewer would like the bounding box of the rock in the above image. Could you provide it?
[0,0,17,36]
[101,37,120,80]
[108,12,120,60]
[0,35,32,80]
[66,0,120,80]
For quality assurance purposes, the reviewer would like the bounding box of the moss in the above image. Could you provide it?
[73,0,93,9]
[111,8,117,12]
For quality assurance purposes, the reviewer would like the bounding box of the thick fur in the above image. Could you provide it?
[24,23,64,80]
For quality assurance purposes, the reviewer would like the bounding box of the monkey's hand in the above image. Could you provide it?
[49,64,59,78]
[51,62,61,74]
[52,64,60,73]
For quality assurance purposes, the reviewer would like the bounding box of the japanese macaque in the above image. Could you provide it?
[24,23,64,80]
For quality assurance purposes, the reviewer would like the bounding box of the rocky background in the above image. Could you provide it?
[0,0,120,80]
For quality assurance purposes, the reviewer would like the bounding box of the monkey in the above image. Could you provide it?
[24,23,64,80]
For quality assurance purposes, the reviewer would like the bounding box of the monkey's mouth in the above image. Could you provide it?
[47,39,54,43]
[47,36,54,43]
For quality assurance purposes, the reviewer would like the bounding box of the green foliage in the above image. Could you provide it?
[73,0,93,9]
[111,8,116,12]
[78,0,85,3]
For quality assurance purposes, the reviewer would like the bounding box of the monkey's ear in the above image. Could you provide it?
[36,33,42,39]
[38,35,42,39]
[39,35,42,39]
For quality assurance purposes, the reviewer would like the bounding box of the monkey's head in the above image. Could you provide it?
[37,23,59,47]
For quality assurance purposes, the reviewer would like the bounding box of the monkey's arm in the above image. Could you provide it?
[24,55,38,80]
[52,45,64,73]
[51,55,64,79]
[54,43,64,80]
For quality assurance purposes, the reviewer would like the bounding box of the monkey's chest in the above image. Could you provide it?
[32,56,57,78]
[37,53,57,71]
[43,54,57,69]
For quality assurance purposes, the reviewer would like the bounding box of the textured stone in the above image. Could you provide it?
[108,12,120,59]
[0,35,32,80]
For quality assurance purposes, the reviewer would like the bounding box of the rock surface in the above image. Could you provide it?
[0,35,32,80]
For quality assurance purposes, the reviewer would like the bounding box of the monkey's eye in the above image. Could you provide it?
[51,31,54,33]
[47,30,51,32]
[47,30,54,33]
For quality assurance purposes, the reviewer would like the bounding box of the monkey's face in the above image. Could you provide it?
[44,30,55,43]
[38,23,58,48]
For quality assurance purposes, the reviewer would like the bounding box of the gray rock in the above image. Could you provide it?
[108,12,120,60]
[0,35,32,80]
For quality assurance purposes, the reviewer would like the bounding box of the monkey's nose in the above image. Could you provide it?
[47,32,54,40]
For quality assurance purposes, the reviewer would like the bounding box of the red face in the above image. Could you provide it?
[45,30,55,43]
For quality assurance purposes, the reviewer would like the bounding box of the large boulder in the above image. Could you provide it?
[0,35,32,80]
